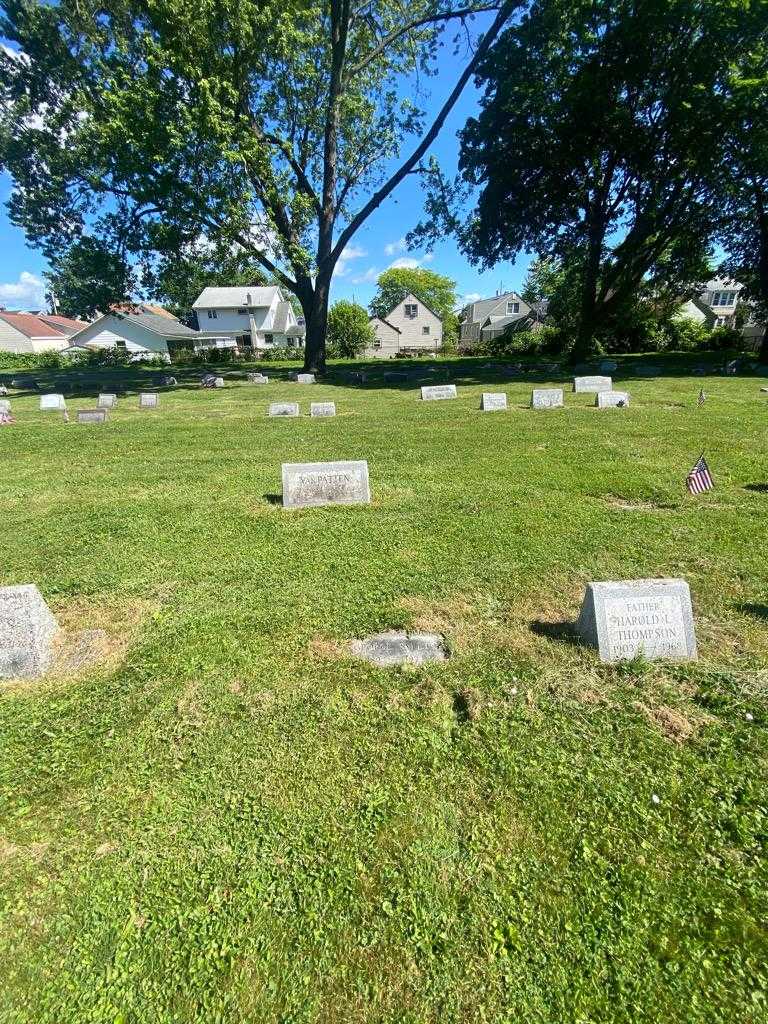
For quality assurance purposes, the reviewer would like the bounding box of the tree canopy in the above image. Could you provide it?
[0,0,520,370]
[370,266,458,343]
[327,299,374,358]
[43,237,136,320]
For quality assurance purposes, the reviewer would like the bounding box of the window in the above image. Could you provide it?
[422,325,430,335]
[115,339,127,349]
[506,301,520,315]
[264,333,274,345]
[404,303,418,318]
[207,309,217,319]
[373,339,382,348]
[237,308,247,316]
[712,290,737,307]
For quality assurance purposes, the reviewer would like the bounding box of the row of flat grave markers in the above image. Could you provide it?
[269,402,336,417]
[420,377,630,409]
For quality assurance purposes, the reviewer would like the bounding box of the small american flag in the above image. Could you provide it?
[697,389,706,406]
[687,454,714,495]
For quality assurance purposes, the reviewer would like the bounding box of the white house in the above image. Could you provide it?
[67,308,198,360]
[0,311,75,353]
[365,293,442,358]
[700,278,743,328]
[192,286,305,353]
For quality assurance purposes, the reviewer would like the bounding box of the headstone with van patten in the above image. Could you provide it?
[310,402,336,417]
[76,409,108,424]
[139,392,159,408]
[480,392,507,411]
[98,393,117,409]
[573,376,612,393]
[421,384,457,401]
[531,388,564,409]
[268,402,299,417]
[40,394,66,411]
[0,584,60,679]
[576,578,697,663]
[282,460,370,509]
[596,391,630,408]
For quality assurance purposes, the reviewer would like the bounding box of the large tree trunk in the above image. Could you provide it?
[302,273,331,374]
[569,210,605,365]
[757,188,768,364]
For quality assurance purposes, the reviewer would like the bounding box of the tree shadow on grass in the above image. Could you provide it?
[737,603,768,620]
[529,619,584,647]
[263,494,282,505]
[744,483,768,493]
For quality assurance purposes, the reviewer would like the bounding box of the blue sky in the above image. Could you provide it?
[0,22,531,313]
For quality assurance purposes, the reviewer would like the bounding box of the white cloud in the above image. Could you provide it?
[0,271,46,309]
[351,265,381,285]
[334,244,367,278]
[384,236,407,257]
[388,256,420,270]
[460,292,482,305]
[422,252,435,263]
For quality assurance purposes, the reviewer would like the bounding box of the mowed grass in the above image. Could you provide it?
[0,356,766,1023]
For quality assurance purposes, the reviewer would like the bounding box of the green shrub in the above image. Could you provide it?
[327,301,374,358]
[260,345,303,362]
[486,325,561,357]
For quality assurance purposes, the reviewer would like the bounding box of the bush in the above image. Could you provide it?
[485,325,562,357]
[327,301,374,358]
[259,345,303,362]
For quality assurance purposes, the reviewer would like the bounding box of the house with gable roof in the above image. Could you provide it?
[0,311,78,353]
[191,286,305,353]
[365,292,443,358]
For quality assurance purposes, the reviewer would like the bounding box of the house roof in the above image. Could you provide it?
[113,310,198,338]
[686,295,717,324]
[393,292,442,321]
[0,311,67,339]
[369,316,402,334]
[704,278,743,292]
[192,286,281,310]
[110,302,179,320]
[480,312,529,334]
[38,314,89,334]
[271,300,297,334]
[464,291,524,324]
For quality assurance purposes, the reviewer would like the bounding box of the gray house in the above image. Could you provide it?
[366,292,443,358]
[459,290,550,345]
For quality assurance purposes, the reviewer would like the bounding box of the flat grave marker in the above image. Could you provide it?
[139,392,159,409]
[268,402,300,417]
[97,393,117,409]
[76,409,108,424]
[574,375,612,394]
[248,373,269,384]
[294,373,316,384]
[310,402,336,417]
[40,394,66,411]
[481,392,507,411]
[0,584,60,679]
[282,460,370,509]
[596,391,630,408]
[350,631,447,666]
[421,384,457,401]
[576,578,697,663]
[531,388,564,409]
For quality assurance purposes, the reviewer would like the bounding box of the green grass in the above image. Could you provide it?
[0,355,766,1023]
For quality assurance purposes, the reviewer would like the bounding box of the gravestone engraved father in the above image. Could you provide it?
[139,392,159,408]
[481,392,507,411]
[311,402,336,417]
[0,584,60,679]
[421,384,457,401]
[596,391,630,408]
[268,402,299,417]
[77,409,108,424]
[576,579,697,663]
[574,375,612,393]
[40,394,66,411]
[98,393,117,409]
[531,388,564,409]
[282,460,370,509]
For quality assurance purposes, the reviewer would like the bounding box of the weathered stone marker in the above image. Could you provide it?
[421,384,457,401]
[139,392,159,408]
[268,402,300,417]
[480,392,508,411]
[350,631,447,666]
[0,400,10,414]
[97,393,117,409]
[576,579,697,663]
[294,373,316,384]
[76,409,108,424]
[531,388,564,409]
[596,390,630,408]
[40,394,66,411]
[310,402,336,417]
[574,376,612,393]
[282,460,370,509]
[248,373,269,383]
[0,584,60,679]
[213,377,225,388]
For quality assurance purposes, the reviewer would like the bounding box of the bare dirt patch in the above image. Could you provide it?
[634,701,695,743]
[309,636,348,661]
[603,494,677,512]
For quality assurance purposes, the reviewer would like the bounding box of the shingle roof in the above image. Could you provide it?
[369,316,402,334]
[0,312,67,338]
[110,303,179,320]
[192,286,281,310]
[114,311,198,338]
[271,300,294,334]
[465,291,524,324]
[38,314,89,334]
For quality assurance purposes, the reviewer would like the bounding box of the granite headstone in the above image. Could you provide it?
[531,388,564,409]
[596,390,630,408]
[0,584,60,679]
[350,631,447,666]
[282,460,370,509]
[295,373,316,384]
[97,393,117,409]
[421,384,457,401]
[480,392,508,411]
[76,409,108,424]
[139,392,159,408]
[310,402,336,417]
[40,394,66,411]
[268,402,300,417]
[573,376,612,393]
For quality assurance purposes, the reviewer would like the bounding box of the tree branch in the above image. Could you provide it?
[332,0,519,262]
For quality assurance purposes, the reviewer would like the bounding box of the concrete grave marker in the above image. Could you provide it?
[421,384,457,401]
[268,402,300,417]
[98,393,117,409]
[76,409,108,424]
[576,578,697,663]
[247,373,269,383]
[531,388,564,409]
[139,392,159,408]
[0,584,60,679]
[310,402,336,417]
[596,391,630,408]
[480,392,507,411]
[214,377,225,388]
[350,631,447,666]
[40,394,66,411]
[294,373,316,384]
[0,400,10,414]
[282,460,370,509]
[574,376,612,393]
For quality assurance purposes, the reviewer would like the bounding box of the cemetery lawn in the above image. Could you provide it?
[1,355,767,1023]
